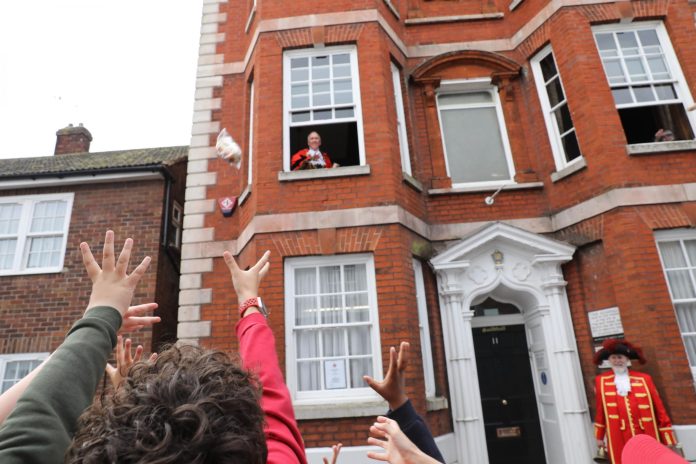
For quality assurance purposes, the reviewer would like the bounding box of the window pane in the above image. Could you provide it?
[0,239,17,270]
[334,80,352,92]
[561,131,582,162]
[617,31,639,55]
[291,57,309,69]
[346,293,369,322]
[333,65,351,78]
[637,29,660,48]
[320,294,343,324]
[312,55,330,67]
[654,84,677,101]
[602,60,626,85]
[312,66,329,80]
[633,86,655,103]
[676,303,696,367]
[291,68,309,82]
[440,106,510,184]
[297,330,319,359]
[545,78,565,107]
[26,236,62,268]
[625,58,647,81]
[685,241,696,266]
[291,84,308,96]
[292,96,309,109]
[334,108,354,118]
[295,296,317,326]
[344,264,367,291]
[313,81,330,94]
[0,203,22,235]
[348,326,371,355]
[659,242,687,268]
[334,92,353,105]
[297,361,321,391]
[313,93,331,106]
[313,109,332,120]
[322,329,346,357]
[439,92,492,106]
[539,54,558,82]
[295,268,316,294]
[2,360,41,393]
[612,87,633,105]
[553,105,574,135]
[666,270,695,299]
[32,201,67,233]
[595,33,617,54]
[332,53,350,65]
[647,57,669,79]
[319,266,341,293]
[349,358,371,388]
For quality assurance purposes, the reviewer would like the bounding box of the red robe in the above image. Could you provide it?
[291,148,333,170]
[594,370,676,464]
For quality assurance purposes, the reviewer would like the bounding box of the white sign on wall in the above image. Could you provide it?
[588,307,624,339]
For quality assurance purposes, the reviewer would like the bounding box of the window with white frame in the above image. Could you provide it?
[168,201,183,250]
[391,62,412,176]
[436,80,515,186]
[531,45,582,170]
[247,80,255,187]
[285,254,382,401]
[413,259,436,398]
[0,193,73,275]
[655,230,696,379]
[283,46,365,171]
[0,353,49,393]
[593,22,696,144]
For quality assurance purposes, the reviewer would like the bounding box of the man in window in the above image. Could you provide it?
[291,131,336,170]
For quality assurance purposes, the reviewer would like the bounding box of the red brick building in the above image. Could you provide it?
[0,125,187,390]
[180,0,696,462]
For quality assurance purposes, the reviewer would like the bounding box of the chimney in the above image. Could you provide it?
[54,123,92,155]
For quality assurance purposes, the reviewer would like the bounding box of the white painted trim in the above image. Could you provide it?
[278,165,370,181]
[673,425,696,460]
[405,12,504,24]
[391,62,412,176]
[284,254,384,403]
[294,397,388,420]
[550,157,587,183]
[0,172,163,190]
[0,353,50,392]
[382,0,400,19]
[509,0,524,11]
[413,259,436,397]
[627,140,696,154]
[0,193,74,277]
[247,81,255,187]
[429,181,543,195]
[244,5,256,34]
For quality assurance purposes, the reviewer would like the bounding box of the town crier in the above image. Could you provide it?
[291,131,336,170]
[593,339,677,464]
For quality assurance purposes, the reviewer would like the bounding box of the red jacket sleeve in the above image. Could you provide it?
[322,153,333,168]
[291,149,308,171]
[236,314,307,464]
[594,375,606,441]
[645,374,676,445]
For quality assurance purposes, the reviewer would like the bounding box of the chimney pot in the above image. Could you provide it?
[54,124,92,155]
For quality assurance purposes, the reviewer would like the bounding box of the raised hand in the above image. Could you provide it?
[222,250,270,304]
[105,335,157,389]
[364,342,410,410]
[367,416,438,464]
[120,303,161,334]
[80,230,151,316]
[322,443,343,464]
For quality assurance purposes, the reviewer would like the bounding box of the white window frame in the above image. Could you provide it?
[0,353,49,393]
[413,259,436,398]
[170,201,183,250]
[391,62,412,176]
[282,45,366,172]
[247,80,255,187]
[654,228,696,380]
[284,254,383,404]
[592,21,696,140]
[530,44,583,171]
[436,78,516,188]
[0,193,73,276]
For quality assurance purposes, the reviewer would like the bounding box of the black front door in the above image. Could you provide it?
[473,324,546,464]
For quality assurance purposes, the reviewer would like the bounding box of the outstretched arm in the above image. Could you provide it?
[367,416,441,464]
[365,342,444,463]
[224,250,307,464]
[0,231,150,463]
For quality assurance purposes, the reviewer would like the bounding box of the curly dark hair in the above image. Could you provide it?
[66,344,267,463]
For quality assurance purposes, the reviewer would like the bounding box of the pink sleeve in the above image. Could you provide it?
[236,313,307,464]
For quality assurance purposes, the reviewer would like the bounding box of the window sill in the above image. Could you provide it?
[626,140,696,155]
[244,6,256,34]
[550,157,587,183]
[402,172,423,192]
[428,181,543,195]
[278,165,371,182]
[383,0,400,19]
[294,397,388,420]
[405,12,504,25]
[509,0,524,10]
[426,396,449,412]
[0,267,65,277]
[239,184,251,206]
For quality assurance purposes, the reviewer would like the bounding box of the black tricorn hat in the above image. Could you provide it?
[593,339,646,365]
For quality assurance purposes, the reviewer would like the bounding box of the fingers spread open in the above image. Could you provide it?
[127,256,151,286]
[367,437,387,449]
[132,345,144,363]
[252,250,271,273]
[259,261,270,280]
[80,242,101,280]
[223,251,240,273]
[125,303,158,317]
[115,237,133,276]
[397,342,410,370]
[102,230,115,272]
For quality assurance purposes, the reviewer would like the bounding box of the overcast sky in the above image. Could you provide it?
[0,1,203,159]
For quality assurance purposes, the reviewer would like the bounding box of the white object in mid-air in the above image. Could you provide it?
[216,128,242,169]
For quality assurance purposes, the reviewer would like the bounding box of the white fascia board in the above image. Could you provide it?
[0,171,164,190]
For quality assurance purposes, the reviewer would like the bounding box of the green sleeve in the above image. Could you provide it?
[0,306,121,464]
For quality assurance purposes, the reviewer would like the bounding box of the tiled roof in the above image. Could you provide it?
[0,146,188,178]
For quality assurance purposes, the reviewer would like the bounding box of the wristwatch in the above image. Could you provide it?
[239,297,269,318]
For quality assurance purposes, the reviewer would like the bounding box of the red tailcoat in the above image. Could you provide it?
[291,148,333,170]
[594,370,676,464]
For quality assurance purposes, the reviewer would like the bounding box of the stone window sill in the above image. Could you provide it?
[403,172,423,192]
[244,6,256,33]
[278,165,371,182]
[294,397,388,420]
[428,181,543,195]
[238,184,251,206]
[426,396,449,411]
[626,140,696,155]
[404,12,504,25]
[383,0,400,19]
[550,157,587,183]
[509,0,524,10]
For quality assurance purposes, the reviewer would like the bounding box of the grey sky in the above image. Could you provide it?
[0,0,203,159]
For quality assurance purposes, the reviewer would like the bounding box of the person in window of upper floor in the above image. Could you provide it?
[654,128,675,142]
[291,131,338,170]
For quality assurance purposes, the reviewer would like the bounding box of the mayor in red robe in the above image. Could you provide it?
[593,339,677,464]
[291,131,335,171]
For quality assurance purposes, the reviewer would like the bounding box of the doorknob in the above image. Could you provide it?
[501,399,508,406]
